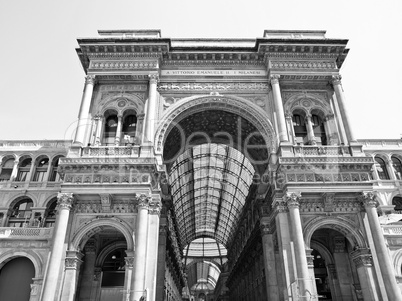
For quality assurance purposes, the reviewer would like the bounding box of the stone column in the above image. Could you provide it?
[386,159,397,180]
[331,75,356,143]
[76,241,97,300]
[115,114,123,146]
[124,253,135,301]
[94,115,103,146]
[75,75,96,145]
[350,248,379,301]
[270,75,289,143]
[260,222,280,301]
[285,113,296,144]
[131,194,150,301]
[324,114,338,145]
[273,198,294,300]
[305,114,317,145]
[60,251,83,301]
[361,191,402,300]
[10,160,19,181]
[285,192,316,300]
[326,264,342,301]
[143,74,158,144]
[156,225,168,301]
[41,192,74,301]
[26,159,35,183]
[145,196,162,301]
[306,249,318,298]
[93,267,102,301]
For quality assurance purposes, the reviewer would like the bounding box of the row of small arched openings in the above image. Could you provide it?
[290,108,328,145]
[102,109,138,146]
[373,154,402,180]
[0,155,64,182]
[1,196,58,228]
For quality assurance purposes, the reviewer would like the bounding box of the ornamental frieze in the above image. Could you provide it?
[270,60,336,69]
[100,84,147,92]
[89,60,158,70]
[157,82,270,92]
[284,172,371,183]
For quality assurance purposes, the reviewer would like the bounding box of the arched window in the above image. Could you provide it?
[16,158,32,182]
[44,199,57,227]
[103,111,118,146]
[0,158,14,182]
[392,156,402,180]
[375,156,390,180]
[48,156,63,182]
[8,198,33,227]
[292,112,307,145]
[33,157,49,182]
[312,114,327,145]
[122,111,137,145]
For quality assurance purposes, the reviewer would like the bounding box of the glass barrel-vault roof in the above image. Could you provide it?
[169,143,255,246]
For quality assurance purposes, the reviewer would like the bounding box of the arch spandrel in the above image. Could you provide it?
[0,250,43,278]
[284,92,331,116]
[70,217,134,251]
[304,216,367,249]
[96,93,145,115]
[155,95,277,156]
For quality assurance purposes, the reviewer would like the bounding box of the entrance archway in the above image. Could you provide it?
[70,218,133,301]
[0,257,35,301]
[160,96,276,300]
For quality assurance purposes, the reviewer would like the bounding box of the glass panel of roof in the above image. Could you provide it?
[170,143,255,246]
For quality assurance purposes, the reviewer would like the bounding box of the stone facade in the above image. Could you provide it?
[0,29,402,301]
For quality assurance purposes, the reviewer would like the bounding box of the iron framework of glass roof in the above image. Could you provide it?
[169,143,255,247]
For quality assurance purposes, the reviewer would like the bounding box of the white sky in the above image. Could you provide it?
[0,0,400,141]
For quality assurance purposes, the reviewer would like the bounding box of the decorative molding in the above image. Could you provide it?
[259,223,273,235]
[157,82,270,92]
[89,60,158,70]
[270,60,336,69]
[99,84,147,92]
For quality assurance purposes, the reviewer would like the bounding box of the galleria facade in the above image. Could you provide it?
[0,29,402,301]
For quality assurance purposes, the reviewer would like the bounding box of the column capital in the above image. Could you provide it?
[85,75,96,85]
[272,199,288,213]
[285,112,293,119]
[351,248,373,268]
[284,191,302,208]
[359,191,378,208]
[137,194,150,209]
[65,251,83,270]
[259,222,273,235]
[57,192,74,210]
[125,256,135,268]
[149,73,159,84]
[148,198,162,215]
[269,74,280,85]
[325,113,335,121]
[331,75,342,86]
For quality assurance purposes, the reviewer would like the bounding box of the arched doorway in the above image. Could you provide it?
[70,218,134,301]
[0,257,35,301]
[158,96,275,300]
[310,227,372,301]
